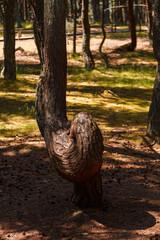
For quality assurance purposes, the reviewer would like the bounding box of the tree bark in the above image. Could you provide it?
[35,0,103,207]
[128,0,137,51]
[82,0,95,70]
[73,0,77,54]
[104,0,110,24]
[146,0,153,44]
[3,0,16,80]
[70,0,74,17]
[77,0,82,17]
[29,0,44,65]
[91,0,100,23]
[15,0,22,28]
[147,0,160,139]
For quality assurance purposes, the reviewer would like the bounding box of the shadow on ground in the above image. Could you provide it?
[0,138,159,239]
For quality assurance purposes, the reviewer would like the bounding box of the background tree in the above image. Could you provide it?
[146,0,153,43]
[73,0,77,54]
[104,0,110,24]
[0,0,4,23]
[29,0,44,65]
[3,0,16,80]
[91,0,100,23]
[15,0,22,28]
[147,0,160,139]
[70,0,74,17]
[99,0,108,68]
[82,0,95,70]
[128,0,137,51]
[77,0,82,17]
[35,0,103,207]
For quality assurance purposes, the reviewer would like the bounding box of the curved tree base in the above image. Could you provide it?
[72,172,102,208]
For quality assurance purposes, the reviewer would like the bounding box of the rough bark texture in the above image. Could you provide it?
[35,0,103,207]
[3,0,16,80]
[147,0,160,139]
[72,172,102,207]
[99,0,108,68]
[146,0,153,43]
[82,0,95,71]
[128,0,137,51]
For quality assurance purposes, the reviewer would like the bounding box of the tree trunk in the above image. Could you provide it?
[82,0,95,70]
[134,0,139,24]
[146,0,153,44]
[104,0,110,24]
[73,0,77,54]
[3,0,16,80]
[77,0,82,17]
[30,0,44,65]
[99,0,108,68]
[91,0,100,23]
[128,0,137,51]
[0,1,4,23]
[15,0,22,28]
[147,0,160,139]
[70,0,74,17]
[35,0,103,208]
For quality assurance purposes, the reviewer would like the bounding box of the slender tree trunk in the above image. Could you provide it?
[124,1,128,25]
[99,0,108,68]
[128,0,137,51]
[3,0,16,80]
[147,0,160,139]
[70,0,74,17]
[73,0,77,54]
[134,0,139,24]
[35,0,103,207]
[15,0,22,28]
[82,0,95,70]
[0,1,4,23]
[30,0,44,65]
[91,0,100,23]
[77,0,82,17]
[146,0,153,43]
[104,0,110,24]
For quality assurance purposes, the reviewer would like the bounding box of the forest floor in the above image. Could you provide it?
[0,29,160,240]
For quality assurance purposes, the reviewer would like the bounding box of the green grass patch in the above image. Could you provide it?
[0,38,156,141]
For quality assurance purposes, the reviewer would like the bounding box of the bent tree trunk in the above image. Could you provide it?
[36,0,103,207]
[82,0,95,70]
[3,0,16,80]
[147,0,160,139]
